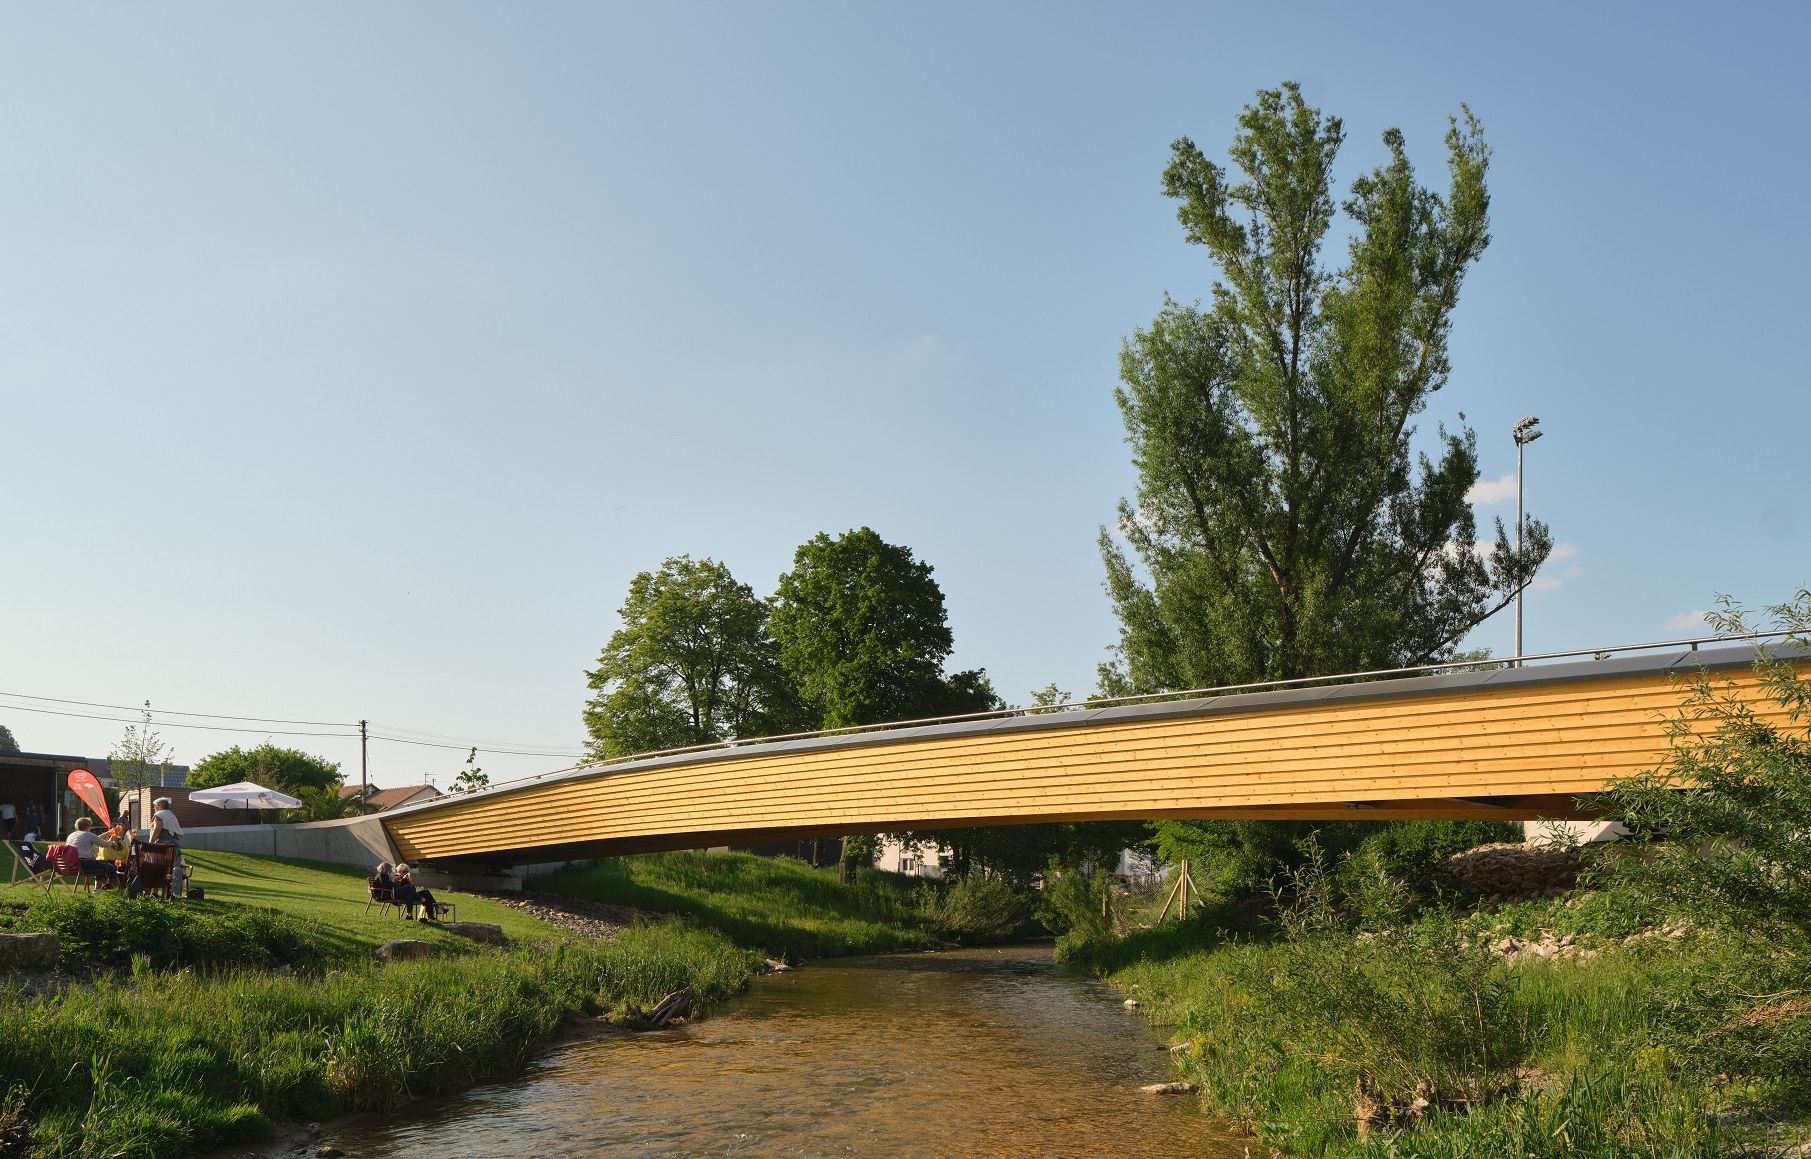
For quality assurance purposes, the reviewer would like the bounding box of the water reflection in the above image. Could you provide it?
[331,943,1237,1158]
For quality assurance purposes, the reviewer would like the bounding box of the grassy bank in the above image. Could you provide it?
[535,850,1033,959]
[0,853,760,1158]
[1062,885,1801,1157]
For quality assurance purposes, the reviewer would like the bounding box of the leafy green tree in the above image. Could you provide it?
[289,785,363,822]
[1099,83,1550,696]
[1596,591,1811,945]
[0,724,18,755]
[584,555,798,759]
[189,743,341,794]
[1590,591,1811,1080]
[769,527,999,729]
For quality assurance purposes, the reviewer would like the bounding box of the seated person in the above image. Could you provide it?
[65,818,120,885]
[148,798,184,845]
[392,863,445,921]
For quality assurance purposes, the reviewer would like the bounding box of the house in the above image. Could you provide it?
[339,783,444,812]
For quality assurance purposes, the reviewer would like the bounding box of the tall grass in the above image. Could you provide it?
[0,921,756,1159]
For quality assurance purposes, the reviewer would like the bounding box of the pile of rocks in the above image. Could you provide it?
[1482,931,1597,965]
[466,891,666,941]
[1444,843,1586,906]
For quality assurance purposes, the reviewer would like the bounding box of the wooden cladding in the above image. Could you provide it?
[384,664,1791,863]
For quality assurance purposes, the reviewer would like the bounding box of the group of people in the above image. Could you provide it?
[14,797,189,894]
[0,799,48,842]
[369,861,447,920]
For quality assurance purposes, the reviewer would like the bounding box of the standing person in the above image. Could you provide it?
[24,801,43,841]
[0,801,14,839]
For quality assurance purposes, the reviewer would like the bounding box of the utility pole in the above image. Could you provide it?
[1512,416,1543,666]
[359,719,369,813]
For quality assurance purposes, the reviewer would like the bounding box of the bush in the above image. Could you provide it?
[0,893,320,972]
[916,875,1035,943]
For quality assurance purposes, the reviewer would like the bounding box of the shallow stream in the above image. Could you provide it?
[324,943,1238,1157]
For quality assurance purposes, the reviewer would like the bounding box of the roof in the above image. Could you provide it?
[351,784,444,812]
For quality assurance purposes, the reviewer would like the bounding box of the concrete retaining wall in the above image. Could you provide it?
[178,814,399,869]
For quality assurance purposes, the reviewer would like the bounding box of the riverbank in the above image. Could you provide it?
[0,853,761,1158]
[533,849,1030,958]
[1064,883,1811,1157]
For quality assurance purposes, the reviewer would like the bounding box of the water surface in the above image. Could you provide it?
[330,943,1236,1158]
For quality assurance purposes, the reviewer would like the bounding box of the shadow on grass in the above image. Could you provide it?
[536,852,936,961]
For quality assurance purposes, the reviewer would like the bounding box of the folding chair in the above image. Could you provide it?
[45,845,97,892]
[127,843,177,900]
[5,841,54,892]
[364,882,409,918]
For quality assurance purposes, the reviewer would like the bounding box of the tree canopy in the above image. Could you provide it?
[1100,83,1549,695]
[0,724,18,755]
[583,555,798,759]
[188,744,341,794]
[769,527,998,729]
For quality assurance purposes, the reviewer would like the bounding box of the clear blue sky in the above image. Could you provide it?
[3,3,1806,785]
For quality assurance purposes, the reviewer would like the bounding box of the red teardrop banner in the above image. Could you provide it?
[67,770,112,827]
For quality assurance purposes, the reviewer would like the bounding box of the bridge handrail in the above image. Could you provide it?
[474,628,1805,796]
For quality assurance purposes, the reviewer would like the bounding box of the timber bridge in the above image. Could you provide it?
[361,637,1801,871]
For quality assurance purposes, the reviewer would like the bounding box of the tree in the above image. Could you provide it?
[1590,591,1811,1080]
[1596,591,1811,945]
[189,743,341,794]
[0,724,18,755]
[584,556,798,759]
[769,527,999,729]
[109,703,176,795]
[1099,83,1550,696]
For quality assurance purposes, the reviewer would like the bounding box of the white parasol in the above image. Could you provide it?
[188,782,304,810]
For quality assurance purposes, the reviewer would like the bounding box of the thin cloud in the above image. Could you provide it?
[1666,610,1707,631]
[1549,542,1578,563]
[1467,473,1517,504]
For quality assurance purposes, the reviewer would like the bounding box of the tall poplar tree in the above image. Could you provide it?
[1100,83,1550,695]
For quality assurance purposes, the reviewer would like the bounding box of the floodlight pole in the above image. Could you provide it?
[1512,417,1543,667]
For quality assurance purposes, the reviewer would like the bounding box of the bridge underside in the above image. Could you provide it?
[421,795,1594,868]
[380,645,1798,868]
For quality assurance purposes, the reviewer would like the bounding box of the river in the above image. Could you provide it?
[324,943,1239,1157]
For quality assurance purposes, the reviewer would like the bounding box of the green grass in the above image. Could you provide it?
[0,925,756,1159]
[182,849,559,952]
[535,851,944,960]
[1066,910,1758,1158]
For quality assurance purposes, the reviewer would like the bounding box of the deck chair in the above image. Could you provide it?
[5,841,54,891]
[127,842,177,900]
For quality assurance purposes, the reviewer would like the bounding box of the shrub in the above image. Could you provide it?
[916,875,1034,943]
[0,893,319,972]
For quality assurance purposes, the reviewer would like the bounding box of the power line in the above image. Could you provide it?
[0,691,582,756]
[0,701,358,738]
[0,690,351,728]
